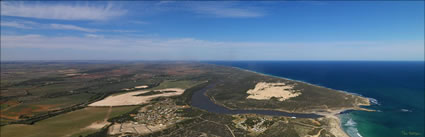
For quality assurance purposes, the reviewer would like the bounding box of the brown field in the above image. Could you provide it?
[1,104,59,120]
[1,106,137,137]
[165,65,204,76]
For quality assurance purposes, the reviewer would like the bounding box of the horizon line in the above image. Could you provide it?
[1,59,424,62]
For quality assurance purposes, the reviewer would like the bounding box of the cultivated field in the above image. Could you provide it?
[0,106,137,137]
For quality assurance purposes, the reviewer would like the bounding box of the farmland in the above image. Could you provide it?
[1,106,137,137]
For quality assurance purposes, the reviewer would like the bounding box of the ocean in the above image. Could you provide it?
[206,61,424,137]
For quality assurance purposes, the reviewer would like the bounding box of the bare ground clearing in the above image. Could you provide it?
[88,88,185,106]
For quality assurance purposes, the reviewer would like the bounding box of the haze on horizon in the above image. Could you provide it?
[1,1,424,61]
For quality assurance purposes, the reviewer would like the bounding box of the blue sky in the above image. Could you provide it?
[1,1,424,61]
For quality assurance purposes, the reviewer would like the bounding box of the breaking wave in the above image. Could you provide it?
[368,97,379,105]
[343,91,379,106]
[344,118,357,126]
[341,115,364,137]
[401,109,412,112]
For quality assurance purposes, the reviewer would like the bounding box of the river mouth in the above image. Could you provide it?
[190,83,321,118]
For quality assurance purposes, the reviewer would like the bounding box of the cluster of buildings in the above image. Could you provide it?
[109,99,188,136]
[134,99,184,126]
[233,115,273,134]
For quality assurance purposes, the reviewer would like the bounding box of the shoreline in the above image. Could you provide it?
[226,65,373,107]
[209,64,374,137]
[228,66,373,107]
[206,94,362,137]
[231,66,373,103]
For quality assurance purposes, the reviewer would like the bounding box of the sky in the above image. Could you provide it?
[1,1,424,61]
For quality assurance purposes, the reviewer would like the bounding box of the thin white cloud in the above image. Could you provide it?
[110,30,139,33]
[142,1,265,18]
[193,6,263,18]
[50,24,98,32]
[1,20,138,33]
[0,34,399,49]
[0,20,37,29]
[2,34,423,61]
[0,20,97,32]
[1,21,32,29]
[0,2,127,20]
[85,34,103,38]
[128,20,149,25]
[156,1,176,5]
[188,2,265,18]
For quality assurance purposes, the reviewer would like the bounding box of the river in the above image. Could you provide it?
[190,82,321,118]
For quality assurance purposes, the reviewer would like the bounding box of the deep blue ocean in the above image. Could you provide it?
[206,61,424,137]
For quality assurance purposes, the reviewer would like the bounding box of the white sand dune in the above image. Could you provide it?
[246,82,301,101]
[89,88,185,106]
[134,85,149,89]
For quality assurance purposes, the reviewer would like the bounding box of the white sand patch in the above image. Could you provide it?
[135,85,149,89]
[65,73,81,76]
[89,88,185,106]
[85,121,110,129]
[246,82,301,101]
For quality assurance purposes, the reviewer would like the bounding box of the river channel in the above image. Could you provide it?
[191,83,322,118]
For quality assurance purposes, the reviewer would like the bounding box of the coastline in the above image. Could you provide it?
[207,92,367,137]
[211,65,374,137]
[227,65,373,107]
[232,66,372,103]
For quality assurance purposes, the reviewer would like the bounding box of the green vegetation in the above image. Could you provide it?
[134,90,176,96]
[151,80,205,90]
[85,125,111,137]
[243,117,262,128]
[1,61,368,137]
[203,65,368,113]
[107,105,145,123]
[0,106,137,137]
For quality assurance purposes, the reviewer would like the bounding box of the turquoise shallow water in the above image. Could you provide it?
[207,61,424,137]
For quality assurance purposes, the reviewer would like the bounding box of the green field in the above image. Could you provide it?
[151,80,206,90]
[1,106,137,137]
[1,93,94,119]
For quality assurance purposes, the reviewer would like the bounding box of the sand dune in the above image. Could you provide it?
[135,85,149,89]
[246,82,301,101]
[89,88,185,106]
